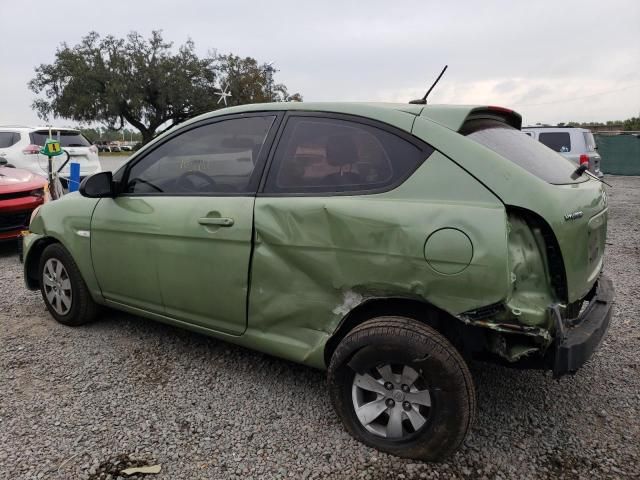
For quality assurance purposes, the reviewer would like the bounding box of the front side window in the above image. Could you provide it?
[264,117,430,194]
[124,116,275,194]
[538,132,571,153]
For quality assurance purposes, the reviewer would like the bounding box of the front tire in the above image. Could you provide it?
[328,316,476,461]
[39,243,98,326]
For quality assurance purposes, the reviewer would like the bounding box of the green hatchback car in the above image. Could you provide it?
[23,102,613,461]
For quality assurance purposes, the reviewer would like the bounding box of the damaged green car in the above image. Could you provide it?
[23,102,613,461]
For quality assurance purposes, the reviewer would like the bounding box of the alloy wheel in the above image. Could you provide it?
[351,364,432,439]
[42,258,73,316]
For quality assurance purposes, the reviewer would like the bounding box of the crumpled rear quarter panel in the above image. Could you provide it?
[248,152,510,368]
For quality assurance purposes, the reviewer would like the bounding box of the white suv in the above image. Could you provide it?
[0,126,101,181]
[522,126,604,177]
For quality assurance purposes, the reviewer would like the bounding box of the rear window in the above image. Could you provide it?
[583,132,596,152]
[0,132,20,148]
[538,132,571,152]
[30,130,91,147]
[462,119,586,185]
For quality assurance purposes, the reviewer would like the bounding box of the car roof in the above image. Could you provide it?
[184,102,522,132]
[0,126,81,132]
[207,102,424,116]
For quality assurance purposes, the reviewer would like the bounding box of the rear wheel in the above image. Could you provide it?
[39,243,98,326]
[328,316,476,461]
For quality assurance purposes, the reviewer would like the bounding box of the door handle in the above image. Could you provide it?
[198,217,234,227]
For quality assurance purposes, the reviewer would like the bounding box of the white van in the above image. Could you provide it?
[522,126,604,177]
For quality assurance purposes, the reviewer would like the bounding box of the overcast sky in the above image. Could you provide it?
[1,0,639,127]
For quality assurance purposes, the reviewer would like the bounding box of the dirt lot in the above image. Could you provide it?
[1,176,639,479]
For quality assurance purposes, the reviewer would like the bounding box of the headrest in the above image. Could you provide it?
[326,135,358,167]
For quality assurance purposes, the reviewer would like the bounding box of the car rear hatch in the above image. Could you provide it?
[30,129,95,173]
[542,180,607,300]
[583,131,603,175]
[458,115,607,302]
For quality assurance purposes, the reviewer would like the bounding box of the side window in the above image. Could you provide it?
[539,132,571,153]
[125,115,276,194]
[0,132,20,148]
[264,117,430,194]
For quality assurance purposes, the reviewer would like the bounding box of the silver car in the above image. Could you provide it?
[522,126,604,177]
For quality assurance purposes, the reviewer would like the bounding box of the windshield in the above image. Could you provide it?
[462,119,587,185]
[30,130,91,147]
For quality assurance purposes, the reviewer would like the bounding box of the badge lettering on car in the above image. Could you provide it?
[564,211,584,221]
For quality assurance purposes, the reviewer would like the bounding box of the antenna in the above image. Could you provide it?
[409,65,448,105]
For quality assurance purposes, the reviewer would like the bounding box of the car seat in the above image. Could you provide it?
[324,135,363,185]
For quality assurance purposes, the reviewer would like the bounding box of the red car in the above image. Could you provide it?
[0,165,47,241]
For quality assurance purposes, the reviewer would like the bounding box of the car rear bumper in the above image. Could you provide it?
[552,274,614,377]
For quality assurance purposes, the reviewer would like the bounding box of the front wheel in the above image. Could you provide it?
[39,243,98,326]
[328,316,476,461]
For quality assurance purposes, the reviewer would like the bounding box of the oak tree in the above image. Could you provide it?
[29,31,301,144]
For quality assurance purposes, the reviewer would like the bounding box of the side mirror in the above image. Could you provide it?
[79,171,115,198]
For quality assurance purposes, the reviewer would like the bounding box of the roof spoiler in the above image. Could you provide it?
[466,106,523,130]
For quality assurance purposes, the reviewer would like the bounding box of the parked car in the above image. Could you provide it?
[522,126,604,177]
[96,144,111,153]
[120,145,133,152]
[22,103,613,461]
[0,159,46,241]
[0,126,102,181]
[108,144,122,152]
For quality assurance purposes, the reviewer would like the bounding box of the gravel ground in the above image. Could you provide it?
[1,175,639,480]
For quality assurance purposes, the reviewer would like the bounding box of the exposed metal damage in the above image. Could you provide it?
[332,290,364,317]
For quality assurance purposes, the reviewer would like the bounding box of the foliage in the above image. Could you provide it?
[29,31,301,144]
[79,127,141,143]
[622,117,640,131]
[215,54,303,104]
[565,116,640,131]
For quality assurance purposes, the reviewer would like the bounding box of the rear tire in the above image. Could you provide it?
[39,243,98,326]
[328,316,476,461]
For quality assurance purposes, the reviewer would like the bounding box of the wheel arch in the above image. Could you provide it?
[24,236,60,289]
[324,296,475,367]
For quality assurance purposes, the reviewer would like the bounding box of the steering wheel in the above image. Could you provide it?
[176,170,217,192]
